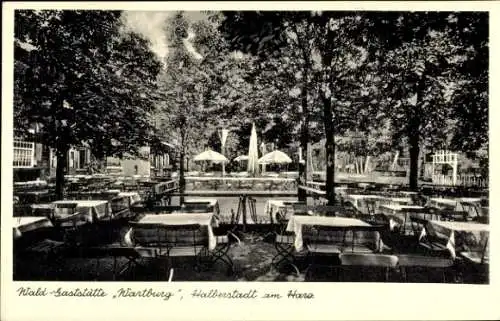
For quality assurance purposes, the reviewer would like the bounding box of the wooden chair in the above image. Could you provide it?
[460,236,489,265]
[210,220,241,275]
[411,218,451,257]
[473,216,489,224]
[438,210,469,222]
[270,205,299,274]
[397,254,454,282]
[58,243,142,280]
[129,222,209,278]
[409,216,429,240]
[344,225,385,254]
[132,205,181,215]
[110,196,132,220]
[292,205,357,217]
[292,204,310,215]
[303,226,348,279]
[339,253,399,281]
[14,204,33,217]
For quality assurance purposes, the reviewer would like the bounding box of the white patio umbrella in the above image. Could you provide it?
[258,150,292,164]
[247,123,259,176]
[193,149,229,163]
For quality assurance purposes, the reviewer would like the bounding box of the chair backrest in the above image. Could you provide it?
[364,199,379,215]
[346,225,384,252]
[409,216,429,226]
[134,205,181,214]
[339,253,398,267]
[461,202,480,218]
[129,222,206,248]
[313,205,346,216]
[292,204,310,215]
[473,216,489,224]
[305,225,349,246]
[438,210,469,222]
[54,203,78,216]
[292,205,357,217]
[14,204,32,217]
[110,196,130,211]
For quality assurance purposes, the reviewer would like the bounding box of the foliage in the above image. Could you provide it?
[15,10,162,157]
[14,10,163,197]
[373,12,488,188]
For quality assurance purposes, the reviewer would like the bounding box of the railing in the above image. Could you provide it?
[433,150,458,164]
[432,174,488,188]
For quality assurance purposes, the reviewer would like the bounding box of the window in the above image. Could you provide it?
[13,140,35,168]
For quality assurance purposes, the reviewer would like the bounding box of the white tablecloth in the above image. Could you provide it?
[378,205,426,230]
[423,220,489,259]
[13,217,53,239]
[184,198,218,207]
[428,198,485,217]
[52,200,112,225]
[286,216,373,251]
[344,194,413,214]
[118,191,142,205]
[125,213,218,250]
[264,200,303,222]
[428,198,458,208]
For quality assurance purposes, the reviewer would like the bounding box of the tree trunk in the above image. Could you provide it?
[179,150,186,204]
[408,131,420,191]
[298,97,309,202]
[322,93,335,205]
[55,146,69,200]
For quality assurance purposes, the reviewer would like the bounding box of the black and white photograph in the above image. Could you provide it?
[8,6,490,286]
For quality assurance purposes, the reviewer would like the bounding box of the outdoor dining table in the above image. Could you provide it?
[344,194,413,214]
[285,215,381,252]
[423,220,489,260]
[124,213,218,251]
[383,197,414,205]
[182,198,220,216]
[378,204,426,232]
[264,199,304,222]
[52,200,112,226]
[428,198,459,209]
[459,198,484,217]
[118,191,142,205]
[428,197,484,217]
[15,190,55,204]
[184,198,218,207]
[334,186,351,197]
[13,216,54,239]
[343,194,381,213]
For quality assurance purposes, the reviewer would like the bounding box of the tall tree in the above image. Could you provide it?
[220,11,324,201]
[374,12,488,189]
[221,11,385,204]
[14,10,162,199]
